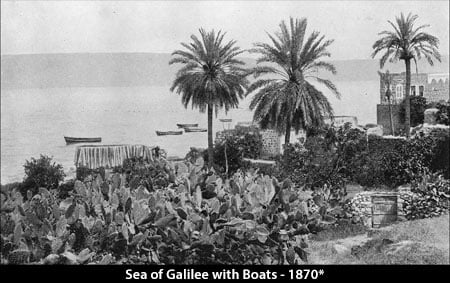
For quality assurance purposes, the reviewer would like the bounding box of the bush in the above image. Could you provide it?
[428,101,450,125]
[76,166,98,181]
[278,123,366,195]
[400,96,427,127]
[21,155,65,197]
[278,123,447,190]
[431,133,449,178]
[205,129,263,175]
[57,179,76,199]
[405,173,450,220]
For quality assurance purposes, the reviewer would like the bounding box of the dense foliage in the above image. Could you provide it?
[278,124,366,192]
[431,101,450,125]
[399,96,427,127]
[205,129,263,175]
[406,173,450,220]
[0,158,347,265]
[400,98,449,127]
[278,123,449,189]
[21,155,65,197]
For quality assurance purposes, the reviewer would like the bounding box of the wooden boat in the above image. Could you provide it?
[64,136,102,144]
[177,123,199,128]
[156,130,183,136]
[184,127,207,133]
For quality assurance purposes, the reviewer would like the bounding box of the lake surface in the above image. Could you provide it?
[1,81,378,183]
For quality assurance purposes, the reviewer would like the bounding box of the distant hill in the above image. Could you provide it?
[1,53,448,89]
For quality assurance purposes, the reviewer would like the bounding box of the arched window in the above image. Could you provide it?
[411,85,416,96]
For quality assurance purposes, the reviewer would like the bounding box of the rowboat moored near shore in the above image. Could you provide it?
[184,127,207,133]
[64,136,102,144]
[156,130,183,136]
[177,123,199,128]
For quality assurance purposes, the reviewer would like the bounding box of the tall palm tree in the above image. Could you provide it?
[246,17,340,145]
[170,29,249,168]
[372,12,441,138]
[378,70,395,135]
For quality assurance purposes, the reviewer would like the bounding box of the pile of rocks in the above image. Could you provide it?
[346,189,418,227]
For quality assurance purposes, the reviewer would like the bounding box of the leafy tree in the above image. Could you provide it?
[247,17,340,145]
[400,95,427,127]
[170,29,249,168]
[372,12,441,138]
[22,155,65,196]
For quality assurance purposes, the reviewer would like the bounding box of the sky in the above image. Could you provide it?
[1,0,449,60]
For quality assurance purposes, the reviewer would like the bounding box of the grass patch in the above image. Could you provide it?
[369,215,450,248]
[307,215,449,264]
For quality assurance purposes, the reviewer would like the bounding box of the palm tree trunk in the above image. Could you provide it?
[207,103,214,168]
[388,97,395,135]
[284,119,291,145]
[404,59,411,138]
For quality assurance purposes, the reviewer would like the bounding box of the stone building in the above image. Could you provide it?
[377,72,449,135]
[379,72,449,105]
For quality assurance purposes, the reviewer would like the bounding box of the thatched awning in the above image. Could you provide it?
[74,144,158,169]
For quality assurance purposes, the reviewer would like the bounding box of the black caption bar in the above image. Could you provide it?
[2,265,449,282]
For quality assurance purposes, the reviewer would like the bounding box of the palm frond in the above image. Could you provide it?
[247,17,338,138]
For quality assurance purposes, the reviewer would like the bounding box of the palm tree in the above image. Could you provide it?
[246,17,340,145]
[170,29,249,168]
[378,70,395,135]
[372,12,441,138]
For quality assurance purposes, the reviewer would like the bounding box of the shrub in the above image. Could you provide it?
[76,166,97,181]
[405,173,450,220]
[432,135,449,178]
[57,179,76,199]
[279,123,447,190]
[428,101,450,125]
[205,129,263,175]
[21,155,65,197]
[278,123,366,195]
[400,96,427,127]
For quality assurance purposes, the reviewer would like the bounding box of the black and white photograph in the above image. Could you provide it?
[1,0,449,276]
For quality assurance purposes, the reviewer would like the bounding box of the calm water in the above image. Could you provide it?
[1,81,378,183]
